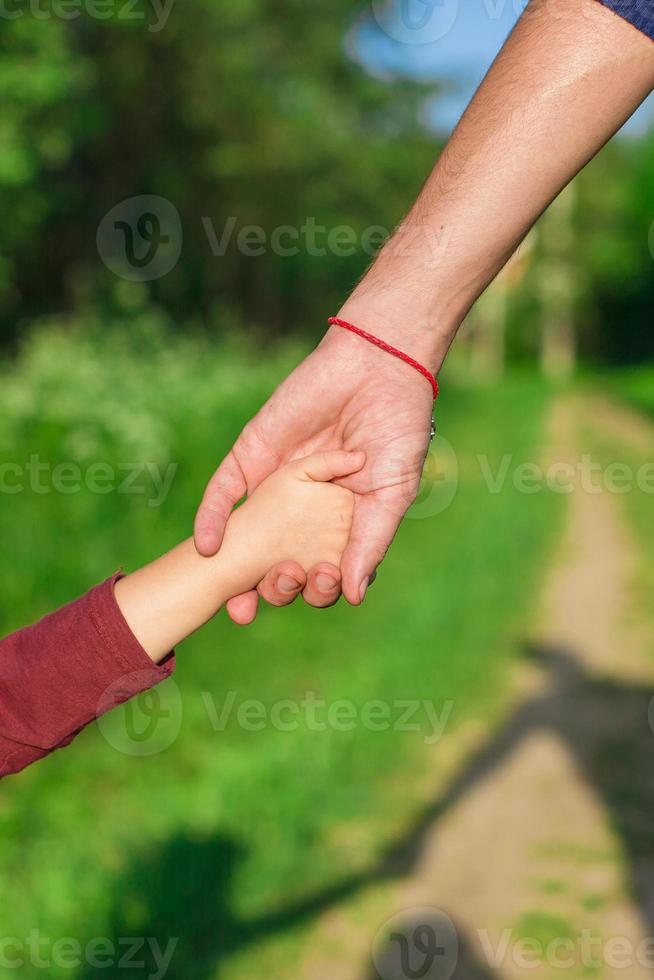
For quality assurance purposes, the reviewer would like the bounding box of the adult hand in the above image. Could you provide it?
[194,322,436,623]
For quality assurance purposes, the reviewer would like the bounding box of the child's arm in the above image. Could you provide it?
[0,451,363,776]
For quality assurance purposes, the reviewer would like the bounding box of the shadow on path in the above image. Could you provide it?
[363,643,654,977]
[86,647,654,979]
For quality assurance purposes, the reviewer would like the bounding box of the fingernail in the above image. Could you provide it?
[316,573,337,593]
[359,577,369,602]
[278,574,300,594]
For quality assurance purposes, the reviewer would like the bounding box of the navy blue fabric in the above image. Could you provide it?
[597,0,654,41]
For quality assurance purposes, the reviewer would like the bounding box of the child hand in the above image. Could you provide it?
[219,450,365,595]
[114,450,366,660]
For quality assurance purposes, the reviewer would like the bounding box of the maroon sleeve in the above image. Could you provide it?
[0,574,175,777]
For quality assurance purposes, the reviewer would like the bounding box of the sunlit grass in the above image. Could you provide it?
[0,321,563,980]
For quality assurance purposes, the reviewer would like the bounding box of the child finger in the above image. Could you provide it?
[300,450,366,483]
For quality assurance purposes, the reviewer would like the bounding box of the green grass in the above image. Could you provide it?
[0,320,563,980]
[512,910,577,949]
[608,364,654,420]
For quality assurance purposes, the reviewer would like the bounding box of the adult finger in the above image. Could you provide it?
[194,450,247,556]
[339,490,405,606]
[257,562,307,607]
[301,562,342,609]
[299,450,365,483]
[225,590,259,626]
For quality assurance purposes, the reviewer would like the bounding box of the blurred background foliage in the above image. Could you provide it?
[0,0,436,338]
[1,0,652,363]
[1,3,654,978]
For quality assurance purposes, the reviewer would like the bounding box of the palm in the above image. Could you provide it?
[195,327,433,605]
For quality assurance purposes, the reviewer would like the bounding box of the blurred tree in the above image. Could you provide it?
[537,183,578,382]
[1,4,651,364]
[468,233,536,382]
[576,135,654,365]
[0,1,438,342]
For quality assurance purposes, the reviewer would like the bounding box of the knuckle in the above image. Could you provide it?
[207,479,239,505]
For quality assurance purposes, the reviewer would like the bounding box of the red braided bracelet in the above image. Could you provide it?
[327,316,439,400]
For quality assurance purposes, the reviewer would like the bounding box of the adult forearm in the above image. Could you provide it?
[338,0,654,370]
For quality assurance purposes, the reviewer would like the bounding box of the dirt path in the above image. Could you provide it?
[302,395,654,980]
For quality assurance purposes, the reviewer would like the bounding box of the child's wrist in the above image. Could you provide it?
[206,537,263,603]
[216,510,274,595]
